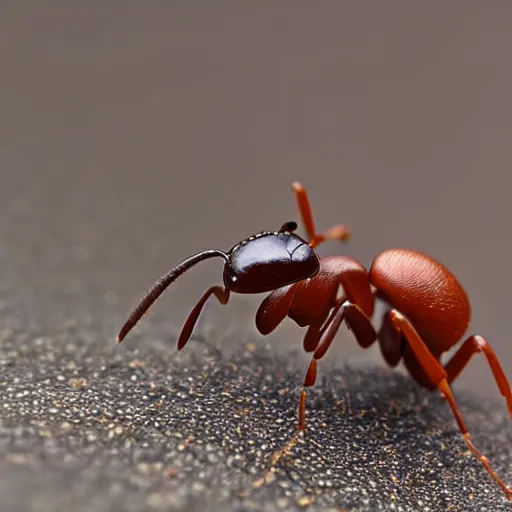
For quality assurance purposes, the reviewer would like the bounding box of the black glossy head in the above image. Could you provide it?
[223,230,320,294]
[116,224,319,343]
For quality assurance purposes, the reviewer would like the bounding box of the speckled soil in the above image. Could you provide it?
[1,328,510,512]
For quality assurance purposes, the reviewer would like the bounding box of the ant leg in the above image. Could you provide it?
[255,284,298,335]
[303,321,325,352]
[378,310,404,368]
[177,286,230,350]
[292,182,350,248]
[291,182,317,240]
[387,310,512,500]
[299,300,377,430]
[301,302,340,353]
[444,335,512,416]
[265,300,376,473]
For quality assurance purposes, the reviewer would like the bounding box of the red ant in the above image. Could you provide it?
[117,182,512,500]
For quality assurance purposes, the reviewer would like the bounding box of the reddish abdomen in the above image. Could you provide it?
[369,249,471,355]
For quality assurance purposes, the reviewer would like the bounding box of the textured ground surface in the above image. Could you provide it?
[2,5,512,510]
[1,324,511,512]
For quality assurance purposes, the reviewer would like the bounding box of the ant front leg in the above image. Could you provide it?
[299,299,378,430]
[177,285,230,350]
[444,335,512,416]
[292,182,350,248]
[387,310,512,500]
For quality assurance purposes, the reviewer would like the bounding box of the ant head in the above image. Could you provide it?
[223,222,320,294]
[116,222,318,343]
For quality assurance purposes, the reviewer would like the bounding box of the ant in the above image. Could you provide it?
[117,182,512,500]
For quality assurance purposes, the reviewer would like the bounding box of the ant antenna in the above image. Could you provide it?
[278,221,298,233]
[117,249,229,342]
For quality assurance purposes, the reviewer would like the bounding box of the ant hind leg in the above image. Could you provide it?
[387,310,512,500]
[444,335,512,416]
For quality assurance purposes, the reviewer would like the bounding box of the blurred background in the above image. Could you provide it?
[1,2,512,401]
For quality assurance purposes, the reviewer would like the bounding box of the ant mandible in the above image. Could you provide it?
[117,182,512,500]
